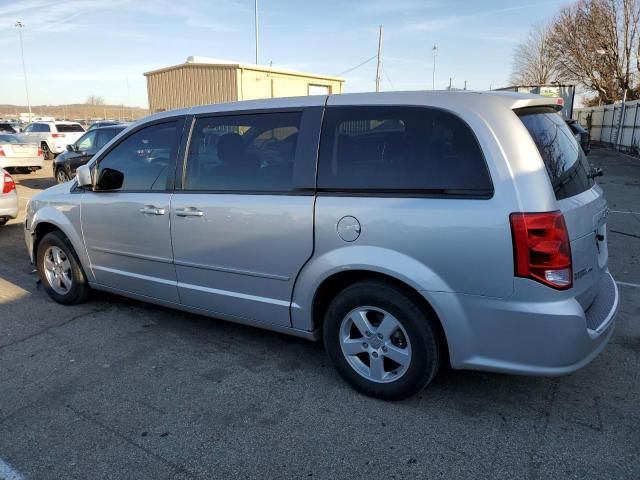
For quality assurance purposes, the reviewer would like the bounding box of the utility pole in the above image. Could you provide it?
[432,45,437,90]
[15,21,32,121]
[464,80,467,90]
[254,0,259,65]
[375,25,383,92]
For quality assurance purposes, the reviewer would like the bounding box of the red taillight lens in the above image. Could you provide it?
[2,172,15,194]
[52,133,65,138]
[510,211,572,290]
[37,146,42,156]
[0,146,5,157]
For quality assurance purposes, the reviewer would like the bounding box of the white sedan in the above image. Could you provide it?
[0,169,18,226]
[0,134,44,174]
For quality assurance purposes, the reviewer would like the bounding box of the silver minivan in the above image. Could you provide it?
[24,91,618,399]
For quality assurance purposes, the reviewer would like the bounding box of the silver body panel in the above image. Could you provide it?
[24,91,619,376]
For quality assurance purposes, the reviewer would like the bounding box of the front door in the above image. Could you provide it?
[170,108,321,327]
[81,118,184,302]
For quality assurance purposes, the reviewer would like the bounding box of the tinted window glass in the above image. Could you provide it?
[0,123,16,133]
[95,128,120,150]
[518,108,593,200]
[0,134,21,143]
[76,131,97,152]
[33,124,50,133]
[96,122,177,191]
[56,124,84,133]
[184,112,301,192]
[318,106,491,194]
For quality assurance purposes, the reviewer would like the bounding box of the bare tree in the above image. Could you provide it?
[550,0,640,104]
[510,25,560,85]
[86,95,105,106]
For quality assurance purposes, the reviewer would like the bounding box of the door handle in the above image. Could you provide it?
[139,205,166,215]
[175,207,204,217]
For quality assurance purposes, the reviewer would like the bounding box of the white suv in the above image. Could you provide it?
[22,121,86,160]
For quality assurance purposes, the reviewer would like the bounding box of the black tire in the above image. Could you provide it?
[55,168,69,184]
[41,142,53,160]
[323,280,441,400]
[0,218,8,226]
[36,231,90,305]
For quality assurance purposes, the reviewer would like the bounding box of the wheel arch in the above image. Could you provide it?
[30,210,93,282]
[302,268,451,367]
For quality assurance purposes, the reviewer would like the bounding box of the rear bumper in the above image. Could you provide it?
[426,271,619,376]
[0,157,43,169]
[0,195,19,220]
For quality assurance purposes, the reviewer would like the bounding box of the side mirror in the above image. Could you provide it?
[96,168,124,191]
[76,164,93,188]
[66,144,74,152]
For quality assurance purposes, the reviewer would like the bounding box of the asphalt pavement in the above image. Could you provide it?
[0,148,638,480]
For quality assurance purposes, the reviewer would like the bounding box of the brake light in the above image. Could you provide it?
[52,133,65,138]
[2,171,15,194]
[510,211,572,290]
[37,146,42,156]
[0,146,4,157]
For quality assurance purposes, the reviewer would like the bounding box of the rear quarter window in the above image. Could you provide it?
[318,106,492,196]
[517,108,593,200]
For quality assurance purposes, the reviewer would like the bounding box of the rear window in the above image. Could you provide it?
[518,108,593,200]
[56,124,84,133]
[0,134,21,143]
[318,106,492,196]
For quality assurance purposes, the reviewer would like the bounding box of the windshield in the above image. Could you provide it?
[517,107,593,200]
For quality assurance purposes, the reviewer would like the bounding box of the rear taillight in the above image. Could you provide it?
[2,171,15,194]
[0,146,4,157]
[37,146,42,156]
[52,133,65,138]
[510,211,572,290]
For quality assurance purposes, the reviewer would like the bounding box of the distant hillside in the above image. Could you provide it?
[0,104,150,122]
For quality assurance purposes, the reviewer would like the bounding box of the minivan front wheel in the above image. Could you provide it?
[37,231,89,305]
[323,281,441,400]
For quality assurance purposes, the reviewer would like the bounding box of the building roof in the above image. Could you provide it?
[143,56,345,83]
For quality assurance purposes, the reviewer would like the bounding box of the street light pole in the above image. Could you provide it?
[254,0,259,65]
[15,21,32,121]
[432,45,437,90]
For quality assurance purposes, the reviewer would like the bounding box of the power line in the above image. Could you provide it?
[335,55,377,77]
[382,63,395,90]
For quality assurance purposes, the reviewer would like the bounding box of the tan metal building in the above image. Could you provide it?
[144,56,345,113]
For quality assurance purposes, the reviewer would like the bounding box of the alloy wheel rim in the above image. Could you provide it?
[339,306,412,383]
[43,246,73,295]
[57,170,67,183]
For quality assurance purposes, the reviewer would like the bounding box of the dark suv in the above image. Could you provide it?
[54,125,126,183]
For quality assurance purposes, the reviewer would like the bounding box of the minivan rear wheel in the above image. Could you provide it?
[323,281,440,400]
[37,231,89,305]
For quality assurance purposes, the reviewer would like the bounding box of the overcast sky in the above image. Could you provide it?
[0,0,567,108]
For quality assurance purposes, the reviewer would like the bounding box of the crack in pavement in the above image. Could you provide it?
[0,304,112,351]
[65,404,200,480]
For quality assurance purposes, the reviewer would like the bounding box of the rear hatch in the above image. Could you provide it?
[54,124,85,144]
[1,142,39,158]
[517,107,608,311]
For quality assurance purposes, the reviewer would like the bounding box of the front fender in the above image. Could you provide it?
[28,201,94,282]
[290,245,452,332]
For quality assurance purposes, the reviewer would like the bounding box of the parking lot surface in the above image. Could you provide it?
[0,148,638,480]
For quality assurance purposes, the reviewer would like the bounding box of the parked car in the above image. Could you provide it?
[54,125,127,183]
[87,121,127,132]
[0,134,43,174]
[22,121,85,160]
[24,92,618,399]
[0,122,19,134]
[0,169,18,226]
[566,119,590,154]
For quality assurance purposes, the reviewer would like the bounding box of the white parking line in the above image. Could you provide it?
[616,281,640,289]
[610,210,640,215]
[0,458,25,480]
